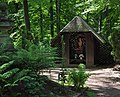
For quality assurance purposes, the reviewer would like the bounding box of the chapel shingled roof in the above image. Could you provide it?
[51,16,105,46]
[60,16,105,43]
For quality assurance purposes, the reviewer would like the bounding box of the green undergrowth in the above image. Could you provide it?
[0,43,59,97]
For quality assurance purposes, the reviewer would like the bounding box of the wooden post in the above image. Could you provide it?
[63,33,70,66]
[86,33,94,67]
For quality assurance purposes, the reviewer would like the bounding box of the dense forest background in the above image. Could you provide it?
[1,0,120,59]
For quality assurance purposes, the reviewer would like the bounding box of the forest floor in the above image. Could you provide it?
[42,65,120,97]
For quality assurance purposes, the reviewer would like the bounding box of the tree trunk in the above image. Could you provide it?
[40,4,43,41]
[56,0,60,33]
[23,0,30,32]
[50,0,54,37]
[23,0,31,48]
[105,7,111,39]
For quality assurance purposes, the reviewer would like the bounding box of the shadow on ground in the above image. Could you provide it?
[41,67,120,97]
[86,68,120,97]
[91,86,120,97]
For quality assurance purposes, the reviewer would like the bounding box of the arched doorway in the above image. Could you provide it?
[69,33,86,64]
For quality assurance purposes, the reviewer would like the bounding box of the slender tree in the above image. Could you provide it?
[50,0,54,37]
[39,4,43,41]
[56,0,60,33]
[22,0,33,48]
[23,0,30,32]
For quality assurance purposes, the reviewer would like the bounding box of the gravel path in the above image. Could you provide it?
[41,67,120,97]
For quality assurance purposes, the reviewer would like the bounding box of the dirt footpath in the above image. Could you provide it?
[41,67,120,97]
[86,68,120,97]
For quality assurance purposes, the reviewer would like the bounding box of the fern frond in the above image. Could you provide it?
[15,75,33,83]
[12,69,30,83]
[0,61,14,74]
[0,55,10,63]
[2,68,20,79]
[4,83,18,88]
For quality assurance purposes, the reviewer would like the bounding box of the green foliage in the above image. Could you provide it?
[12,43,57,72]
[21,73,48,97]
[0,44,55,97]
[7,0,52,46]
[0,58,49,97]
[0,37,14,65]
[87,91,97,97]
[0,37,10,54]
[0,60,21,97]
[12,69,30,82]
[0,60,14,73]
[2,68,19,79]
[1,0,22,3]
[0,55,11,65]
[110,17,120,60]
[9,9,25,48]
[4,0,119,44]
[67,64,90,90]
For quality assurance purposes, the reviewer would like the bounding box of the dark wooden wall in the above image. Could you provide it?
[63,33,70,66]
[94,40,115,65]
[86,33,94,67]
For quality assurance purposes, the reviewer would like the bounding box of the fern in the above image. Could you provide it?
[3,83,18,88]
[2,68,20,79]
[67,64,90,90]
[87,91,97,97]
[0,60,14,74]
[12,44,57,72]
[12,69,30,83]
[0,55,11,64]
[0,56,50,97]
[0,74,7,83]
[0,43,58,97]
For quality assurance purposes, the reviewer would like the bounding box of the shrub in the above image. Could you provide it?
[110,17,120,62]
[0,60,24,97]
[0,43,58,97]
[12,43,58,72]
[87,91,97,97]
[67,64,90,90]
[0,60,48,97]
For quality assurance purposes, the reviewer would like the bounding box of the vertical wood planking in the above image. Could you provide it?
[64,33,70,66]
[86,33,94,67]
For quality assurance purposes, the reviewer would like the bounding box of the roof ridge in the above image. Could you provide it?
[60,16,105,43]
